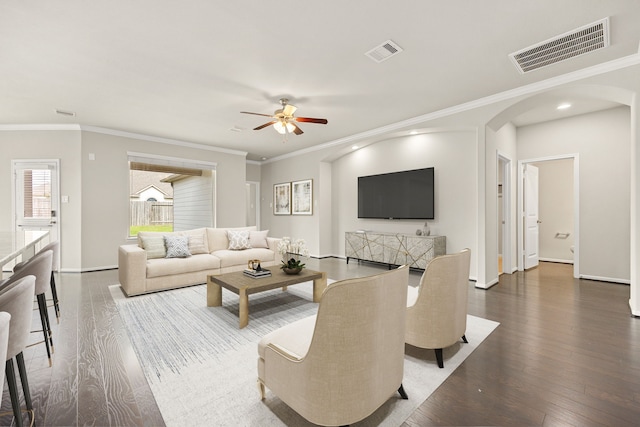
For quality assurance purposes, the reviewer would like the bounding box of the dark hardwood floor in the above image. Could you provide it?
[1,260,639,426]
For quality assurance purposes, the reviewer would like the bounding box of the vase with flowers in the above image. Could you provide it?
[277,237,309,275]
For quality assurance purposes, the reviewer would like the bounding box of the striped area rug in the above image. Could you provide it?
[111,281,499,427]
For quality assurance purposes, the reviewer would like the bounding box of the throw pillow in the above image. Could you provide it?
[249,230,269,249]
[140,235,166,259]
[185,229,208,254]
[164,235,191,258]
[227,230,251,250]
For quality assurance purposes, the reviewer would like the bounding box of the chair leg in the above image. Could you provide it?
[42,294,55,350]
[462,334,468,343]
[6,359,24,427]
[51,271,60,322]
[397,383,409,399]
[16,352,33,413]
[36,293,53,366]
[435,348,444,368]
[257,379,265,400]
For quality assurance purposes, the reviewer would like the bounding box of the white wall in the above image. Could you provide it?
[534,159,574,262]
[0,128,246,270]
[517,107,630,282]
[80,130,248,269]
[260,150,325,255]
[331,130,478,278]
[494,122,518,275]
[0,129,83,271]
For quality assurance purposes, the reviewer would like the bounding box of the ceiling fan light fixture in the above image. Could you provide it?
[273,121,295,134]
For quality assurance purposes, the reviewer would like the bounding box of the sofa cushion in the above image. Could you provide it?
[207,226,256,252]
[139,235,166,259]
[249,230,269,249]
[146,254,220,278]
[227,230,251,250]
[184,228,209,254]
[212,248,276,268]
[165,235,191,258]
[138,230,181,248]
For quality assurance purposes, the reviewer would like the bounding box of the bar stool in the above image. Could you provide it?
[14,240,61,322]
[6,250,54,366]
[0,311,10,402]
[0,275,37,427]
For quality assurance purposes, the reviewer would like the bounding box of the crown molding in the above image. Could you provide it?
[0,123,248,157]
[0,124,81,131]
[264,52,640,164]
[79,125,247,156]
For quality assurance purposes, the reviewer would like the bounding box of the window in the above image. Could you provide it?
[128,153,216,237]
[23,169,52,219]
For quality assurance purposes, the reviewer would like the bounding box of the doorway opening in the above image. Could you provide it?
[517,154,579,278]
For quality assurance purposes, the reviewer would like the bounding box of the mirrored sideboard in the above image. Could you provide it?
[345,231,446,270]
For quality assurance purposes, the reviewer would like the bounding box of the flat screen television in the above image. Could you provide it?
[358,167,434,219]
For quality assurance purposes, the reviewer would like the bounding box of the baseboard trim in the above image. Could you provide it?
[540,258,574,264]
[580,274,630,285]
[60,265,118,273]
[630,300,640,317]
[475,278,499,289]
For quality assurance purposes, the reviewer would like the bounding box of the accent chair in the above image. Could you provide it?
[257,265,410,426]
[405,248,471,368]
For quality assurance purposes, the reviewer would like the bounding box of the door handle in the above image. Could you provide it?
[537,220,542,224]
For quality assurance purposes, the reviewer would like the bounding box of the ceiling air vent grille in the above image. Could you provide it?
[365,40,403,63]
[509,17,609,74]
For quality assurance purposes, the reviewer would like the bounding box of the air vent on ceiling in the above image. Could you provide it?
[365,39,403,63]
[509,17,609,74]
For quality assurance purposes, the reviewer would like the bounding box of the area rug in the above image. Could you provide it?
[110,281,499,427]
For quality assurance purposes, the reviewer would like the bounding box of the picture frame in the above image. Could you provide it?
[273,182,291,215]
[292,179,313,215]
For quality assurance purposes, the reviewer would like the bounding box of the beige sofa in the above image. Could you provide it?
[118,226,280,296]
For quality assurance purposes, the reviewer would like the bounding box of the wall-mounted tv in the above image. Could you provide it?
[358,167,434,220]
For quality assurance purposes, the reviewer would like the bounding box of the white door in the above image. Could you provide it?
[524,164,539,269]
[13,160,60,244]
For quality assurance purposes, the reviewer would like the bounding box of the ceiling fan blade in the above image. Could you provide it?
[254,121,277,130]
[282,104,297,116]
[241,111,274,118]
[294,117,328,124]
[291,123,304,135]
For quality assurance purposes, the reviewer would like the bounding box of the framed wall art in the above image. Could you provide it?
[273,182,291,215]
[292,179,313,215]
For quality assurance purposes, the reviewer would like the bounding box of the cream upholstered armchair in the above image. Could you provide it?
[257,265,410,426]
[405,248,471,368]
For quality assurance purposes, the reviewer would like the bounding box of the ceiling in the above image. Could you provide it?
[2,1,640,161]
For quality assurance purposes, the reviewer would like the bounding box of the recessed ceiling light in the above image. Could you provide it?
[410,130,418,135]
[261,157,267,161]
[557,103,572,110]
[230,126,243,132]
[352,145,359,150]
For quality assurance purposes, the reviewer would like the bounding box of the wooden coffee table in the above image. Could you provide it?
[207,269,327,328]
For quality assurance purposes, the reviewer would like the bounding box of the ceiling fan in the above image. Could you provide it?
[241,98,328,135]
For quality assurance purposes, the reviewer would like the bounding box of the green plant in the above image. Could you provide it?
[281,257,306,271]
[278,237,309,270]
